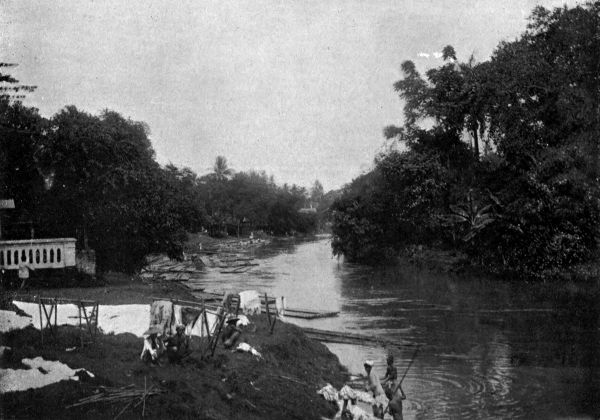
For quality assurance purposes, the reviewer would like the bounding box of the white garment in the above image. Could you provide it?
[275,296,286,320]
[236,315,250,327]
[235,342,262,359]
[238,290,261,315]
[140,335,165,361]
[172,305,183,335]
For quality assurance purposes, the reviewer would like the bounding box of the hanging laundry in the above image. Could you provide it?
[181,307,202,335]
[275,296,286,320]
[146,300,173,336]
[238,290,261,315]
[172,305,183,335]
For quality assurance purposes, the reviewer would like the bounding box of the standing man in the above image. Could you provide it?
[364,360,387,419]
[382,353,398,399]
[387,381,407,420]
[18,258,35,289]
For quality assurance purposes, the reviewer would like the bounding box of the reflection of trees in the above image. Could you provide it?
[551,288,600,414]
[335,262,600,417]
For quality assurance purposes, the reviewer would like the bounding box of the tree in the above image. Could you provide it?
[310,180,324,205]
[213,155,233,181]
[332,2,600,277]
[0,98,47,237]
[0,63,36,101]
[0,63,45,238]
[388,48,489,158]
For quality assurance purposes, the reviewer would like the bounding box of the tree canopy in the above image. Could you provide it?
[332,2,600,278]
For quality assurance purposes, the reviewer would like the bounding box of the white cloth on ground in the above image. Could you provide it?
[0,357,94,394]
[346,405,377,420]
[238,290,261,315]
[12,301,151,337]
[0,310,33,332]
[339,385,357,400]
[316,384,378,420]
[10,301,217,338]
[317,383,339,402]
[235,342,262,359]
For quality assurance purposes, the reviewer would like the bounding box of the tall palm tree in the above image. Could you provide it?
[213,156,233,181]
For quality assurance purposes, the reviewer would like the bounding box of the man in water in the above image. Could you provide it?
[381,353,398,399]
[381,353,407,419]
[386,381,407,420]
[364,360,387,419]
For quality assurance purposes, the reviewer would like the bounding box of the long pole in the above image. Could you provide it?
[399,345,420,385]
[384,345,421,415]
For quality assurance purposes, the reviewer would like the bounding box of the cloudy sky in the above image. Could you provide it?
[1,0,580,190]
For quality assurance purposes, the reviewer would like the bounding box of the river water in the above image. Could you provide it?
[193,238,599,419]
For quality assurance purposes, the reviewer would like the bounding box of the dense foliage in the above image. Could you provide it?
[332,3,600,277]
[1,99,320,273]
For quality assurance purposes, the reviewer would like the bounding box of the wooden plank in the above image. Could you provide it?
[301,327,409,347]
[261,307,339,319]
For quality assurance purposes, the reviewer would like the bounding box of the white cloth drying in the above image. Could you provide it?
[238,290,261,315]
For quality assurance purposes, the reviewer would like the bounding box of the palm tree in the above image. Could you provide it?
[213,156,233,181]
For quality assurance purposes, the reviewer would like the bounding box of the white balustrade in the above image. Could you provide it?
[0,238,76,270]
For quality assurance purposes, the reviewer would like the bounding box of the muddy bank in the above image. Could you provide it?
[1,315,346,419]
[1,272,196,310]
[0,272,348,419]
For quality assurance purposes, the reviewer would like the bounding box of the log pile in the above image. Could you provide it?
[140,255,204,282]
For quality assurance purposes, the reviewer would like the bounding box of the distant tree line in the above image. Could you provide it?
[0,71,325,272]
[197,158,321,237]
[331,3,600,278]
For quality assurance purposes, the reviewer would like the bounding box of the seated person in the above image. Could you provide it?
[140,327,166,365]
[165,325,190,363]
[221,318,242,349]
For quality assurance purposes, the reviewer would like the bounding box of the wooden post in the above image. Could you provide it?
[38,297,43,345]
[78,303,83,348]
[54,298,57,337]
[210,313,226,357]
[265,292,271,328]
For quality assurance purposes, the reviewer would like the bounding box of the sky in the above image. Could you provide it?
[1,0,581,191]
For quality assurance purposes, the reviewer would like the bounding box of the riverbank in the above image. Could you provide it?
[0,275,348,419]
[399,245,600,283]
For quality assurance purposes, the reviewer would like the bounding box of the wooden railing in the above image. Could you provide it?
[0,238,76,270]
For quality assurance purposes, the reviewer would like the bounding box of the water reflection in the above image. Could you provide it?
[191,239,600,418]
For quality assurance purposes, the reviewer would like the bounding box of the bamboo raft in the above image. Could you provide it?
[301,327,410,347]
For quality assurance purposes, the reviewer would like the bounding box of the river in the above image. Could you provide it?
[192,238,599,419]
